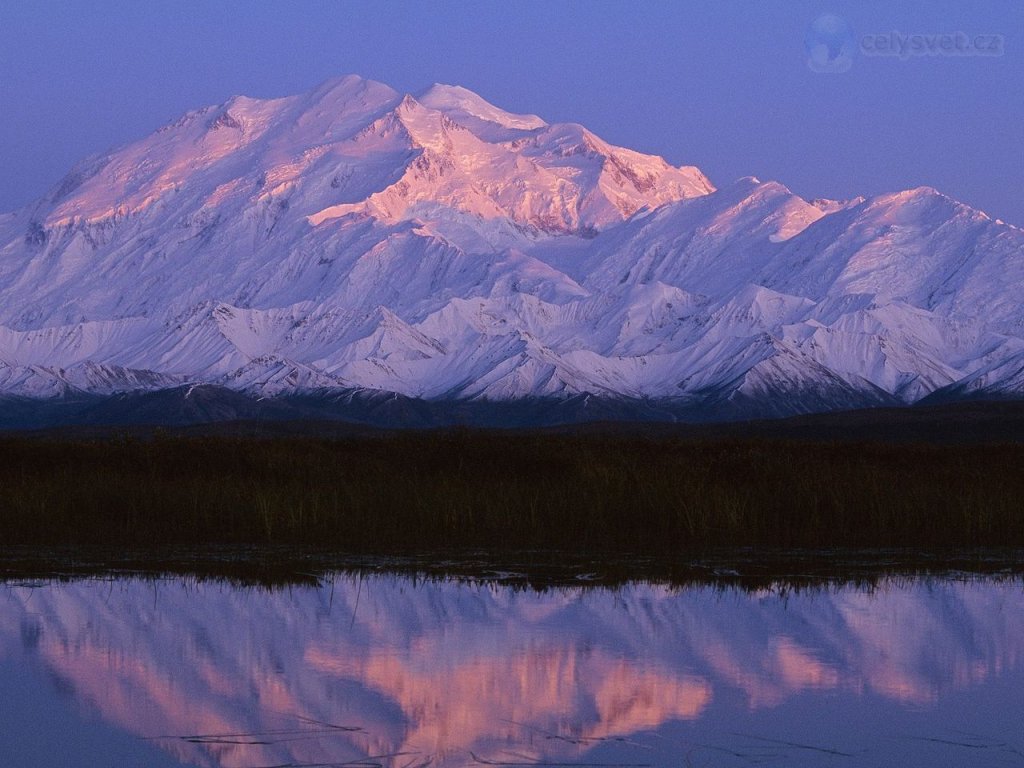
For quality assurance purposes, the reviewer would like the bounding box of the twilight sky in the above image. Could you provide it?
[0,0,1021,225]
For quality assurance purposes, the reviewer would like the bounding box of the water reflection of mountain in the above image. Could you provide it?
[1,577,1021,767]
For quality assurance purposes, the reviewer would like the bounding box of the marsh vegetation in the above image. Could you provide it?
[0,431,1021,554]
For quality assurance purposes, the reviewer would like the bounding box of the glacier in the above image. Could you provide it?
[1,74,1022,424]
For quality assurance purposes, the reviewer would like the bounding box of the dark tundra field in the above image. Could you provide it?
[1,426,1022,554]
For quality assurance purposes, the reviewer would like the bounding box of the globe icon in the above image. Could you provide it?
[805,14,855,73]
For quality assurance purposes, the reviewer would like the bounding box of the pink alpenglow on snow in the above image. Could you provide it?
[0,75,1022,414]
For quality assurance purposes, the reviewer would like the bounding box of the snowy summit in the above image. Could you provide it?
[1,75,1022,420]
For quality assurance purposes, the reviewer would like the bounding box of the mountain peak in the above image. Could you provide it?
[865,185,965,219]
[308,74,399,102]
[418,83,547,134]
[394,92,424,115]
[2,75,1022,419]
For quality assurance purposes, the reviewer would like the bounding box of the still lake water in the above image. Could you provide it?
[1,573,1022,767]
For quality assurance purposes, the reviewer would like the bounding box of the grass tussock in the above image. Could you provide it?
[0,431,1022,553]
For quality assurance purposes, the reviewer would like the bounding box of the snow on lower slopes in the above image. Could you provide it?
[0,75,1021,414]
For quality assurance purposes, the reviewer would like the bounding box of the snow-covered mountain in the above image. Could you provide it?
[1,74,1022,422]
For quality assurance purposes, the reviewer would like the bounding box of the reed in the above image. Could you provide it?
[0,431,1021,552]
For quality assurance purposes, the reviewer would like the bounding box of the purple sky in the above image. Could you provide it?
[1,1,1021,225]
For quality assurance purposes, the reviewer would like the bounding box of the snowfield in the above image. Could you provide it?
[1,75,1022,419]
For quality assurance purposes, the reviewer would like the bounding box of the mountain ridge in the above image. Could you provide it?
[1,74,1022,425]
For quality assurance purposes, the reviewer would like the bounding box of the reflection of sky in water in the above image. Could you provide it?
[1,576,1022,767]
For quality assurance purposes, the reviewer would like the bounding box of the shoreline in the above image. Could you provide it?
[3,545,1022,589]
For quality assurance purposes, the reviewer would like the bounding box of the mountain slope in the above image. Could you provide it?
[0,75,1022,424]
